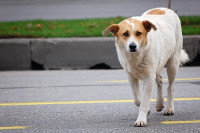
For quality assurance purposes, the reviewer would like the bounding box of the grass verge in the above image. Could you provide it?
[0,16,199,38]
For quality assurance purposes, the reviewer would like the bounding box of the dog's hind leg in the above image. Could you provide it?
[164,57,179,115]
[156,74,164,112]
[128,73,141,107]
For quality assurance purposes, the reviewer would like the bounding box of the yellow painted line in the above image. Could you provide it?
[0,100,134,106]
[164,77,200,81]
[0,126,28,130]
[151,97,200,102]
[104,77,200,83]
[162,120,200,124]
[0,97,199,106]
[173,97,200,101]
[109,80,128,83]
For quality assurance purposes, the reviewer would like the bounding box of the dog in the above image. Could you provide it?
[102,7,189,127]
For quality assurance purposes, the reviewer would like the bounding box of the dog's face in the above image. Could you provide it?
[103,17,157,53]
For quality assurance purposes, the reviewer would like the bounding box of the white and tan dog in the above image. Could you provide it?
[103,7,189,127]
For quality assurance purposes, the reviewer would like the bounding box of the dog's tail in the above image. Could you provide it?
[180,49,189,65]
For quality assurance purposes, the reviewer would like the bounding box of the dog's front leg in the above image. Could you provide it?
[127,73,140,107]
[134,75,155,127]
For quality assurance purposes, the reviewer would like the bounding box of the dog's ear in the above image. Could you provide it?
[142,20,157,32]
[102,24,119,36]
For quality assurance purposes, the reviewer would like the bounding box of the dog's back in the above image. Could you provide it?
[142,8,188,69]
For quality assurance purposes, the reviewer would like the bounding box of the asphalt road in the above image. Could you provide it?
[0,0,200,22]
[0,67,200,133]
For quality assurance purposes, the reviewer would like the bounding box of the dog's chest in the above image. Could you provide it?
[129,61,149,79]
[121,54,150,79]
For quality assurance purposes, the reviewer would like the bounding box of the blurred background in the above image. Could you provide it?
[0,0,199,70]
[0,0,200,22]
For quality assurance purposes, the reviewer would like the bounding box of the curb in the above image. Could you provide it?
[0,36,200,70]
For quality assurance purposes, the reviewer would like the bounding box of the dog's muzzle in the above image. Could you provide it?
[129,43,137,52]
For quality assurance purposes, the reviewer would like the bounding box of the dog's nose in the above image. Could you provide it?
[129,43,137,52]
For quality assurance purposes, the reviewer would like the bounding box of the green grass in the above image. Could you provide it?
[0,16,199,38]
[180,16,200,35]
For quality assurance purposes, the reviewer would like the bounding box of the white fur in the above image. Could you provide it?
[180,49,189,65]
[114,8,189,126]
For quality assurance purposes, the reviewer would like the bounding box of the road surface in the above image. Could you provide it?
[0,67,200,132]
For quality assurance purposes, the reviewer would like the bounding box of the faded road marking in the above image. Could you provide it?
[0,97,199,106]
[103,78,200,83]
[162,120,200,124]
[0,126,28,130]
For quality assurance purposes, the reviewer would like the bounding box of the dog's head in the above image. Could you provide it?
[102,17,157,53]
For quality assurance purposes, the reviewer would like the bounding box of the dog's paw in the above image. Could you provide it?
[156,104,164,112]
[147,110,151,115]
[156,98,164,112]
[134,120,147,127]
[164,108,174,115]
[135,100,141,107]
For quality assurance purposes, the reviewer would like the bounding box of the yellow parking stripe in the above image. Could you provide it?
[173,97,200,101]
[105,77,200,83]
[108,80,128,83]
[0,100,133,106]
[162,120,200,124]
[0,126,28,130]
[164,78,200,81]
[0,97,199,106]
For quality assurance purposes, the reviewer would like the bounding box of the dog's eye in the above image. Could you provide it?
[123,32,129,37]
[136,32,142,36]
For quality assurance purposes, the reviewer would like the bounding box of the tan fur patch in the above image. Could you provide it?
[126,18,134,24]
[142,20,157,32]
[147,9,165,15]
[116,21,132,46]
[102,24,119,36]
[132,19,148,47]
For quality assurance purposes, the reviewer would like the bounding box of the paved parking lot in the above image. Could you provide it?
[0,67,199,132]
